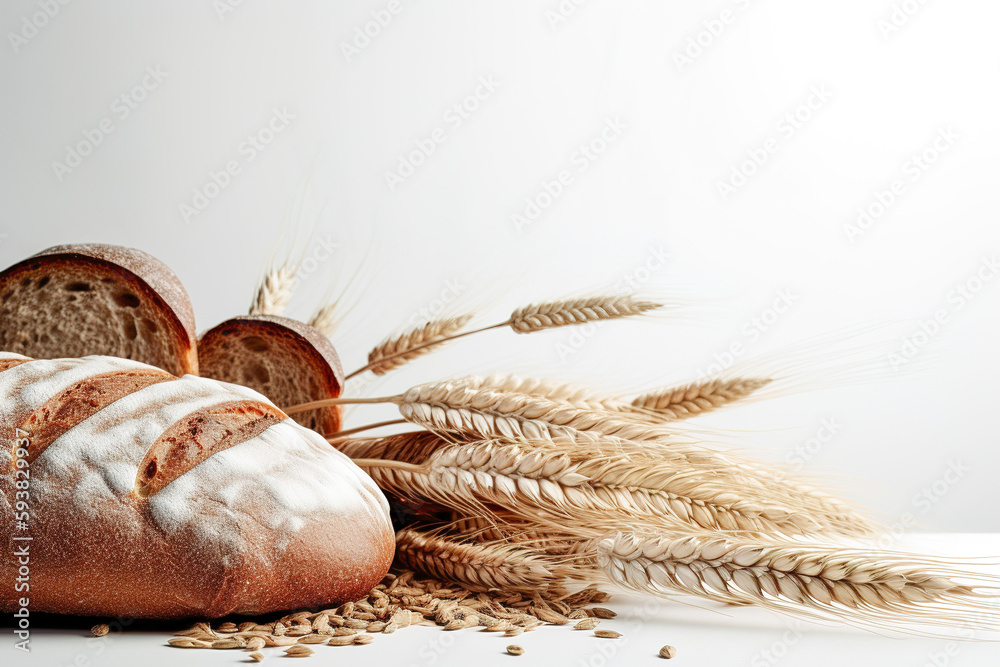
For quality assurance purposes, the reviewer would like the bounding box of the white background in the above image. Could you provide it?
[1,2,999,537]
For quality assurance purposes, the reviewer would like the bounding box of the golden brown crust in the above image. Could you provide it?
[19,367,174,463]
[198,315,345,435]
[134,399,287,498]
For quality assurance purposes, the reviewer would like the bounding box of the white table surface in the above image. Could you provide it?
[5,534,999,667]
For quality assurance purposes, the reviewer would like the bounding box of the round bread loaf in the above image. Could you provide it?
[0,352,393,619]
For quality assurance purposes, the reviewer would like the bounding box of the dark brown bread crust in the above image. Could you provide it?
[0,244,198,376]
[198,315,345,435]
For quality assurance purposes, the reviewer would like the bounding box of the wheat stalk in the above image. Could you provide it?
[508,295,661,333]
[308,303,338,337]
[394,527,580,591]
[629,377,773,420]
[345,295,663,379]
[396,378,678,442]
[286,379,675,442]
[356,314,475,378]
[339,429,875,537]
[353,435,872,538]
[597,530,1000,633]
[249,265,297,316]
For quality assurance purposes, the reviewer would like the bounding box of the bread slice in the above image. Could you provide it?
[0,244,198,376]
[197,315,345,434]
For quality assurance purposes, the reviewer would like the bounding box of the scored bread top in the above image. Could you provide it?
[1,353,389,537]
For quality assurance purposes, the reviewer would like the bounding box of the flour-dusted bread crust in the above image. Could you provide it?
[0,244,198,377]
[198,315,345,435]
[0,353,393,619]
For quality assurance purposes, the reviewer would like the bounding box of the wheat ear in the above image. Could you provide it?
[396,380,676,442]
[508,295,661,333]
[598,530,1000,634]
[629,377,773,420]
[283,379,676,441]
[350,314,475,379]
[338,429,874,537]
[353,435,872,538]
[249,265,297,316]
[394,527,581,591]
[453,374,627,412]
[308,303,338,337]
[345,295,663,379]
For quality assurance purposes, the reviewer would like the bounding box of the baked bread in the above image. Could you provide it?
[198,315,344,434]
[0,244,198,377]
[0,352,392,619]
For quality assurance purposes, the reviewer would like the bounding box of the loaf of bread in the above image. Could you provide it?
[0,352,393,619]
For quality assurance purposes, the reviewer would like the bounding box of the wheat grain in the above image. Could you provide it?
[91,623,109,637]
[598,530,1000,633]
[170,569,613,651]
[595,629,623,639]
[508,296,661,333]
[659,645,678,659]
[629,377,772,420]
[249,265,296,316]
[327,635,354,646]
